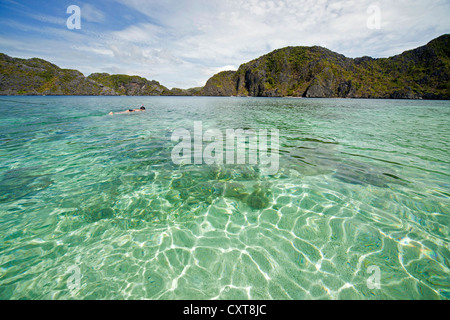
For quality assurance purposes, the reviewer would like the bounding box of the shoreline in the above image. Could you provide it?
[2,95,449,100]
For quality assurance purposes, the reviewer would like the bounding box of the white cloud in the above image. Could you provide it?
[1,0,449,88]
[72,45,114,57]
[81,4,106,23]
[116,0,449,87]
[111,23,165,44]
[28,13,66,26]
[201,65,238,76]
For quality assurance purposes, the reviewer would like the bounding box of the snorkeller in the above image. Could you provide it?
[109,105,146,115]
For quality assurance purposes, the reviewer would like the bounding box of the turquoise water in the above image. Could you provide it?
[0,96,448,300]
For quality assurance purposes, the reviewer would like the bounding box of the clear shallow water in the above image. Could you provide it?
[0,96,448,300]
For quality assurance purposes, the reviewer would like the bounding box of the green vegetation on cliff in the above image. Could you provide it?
[1,34,449,98]
[203,34,450,99]
[0,53,116,96]
[87,73,171,96]
[0,55,190,96]
[201,71,237,96]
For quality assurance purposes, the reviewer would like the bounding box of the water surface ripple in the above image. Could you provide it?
[0,97,448,300]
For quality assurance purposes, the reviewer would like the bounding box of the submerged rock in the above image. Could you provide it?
[76,196,117,223]
[0,167,53,203]
[284,145,407,188]
[245,183,272,209]
[222,182,248,200]
[82,207,115,222]
[333,160,407,188]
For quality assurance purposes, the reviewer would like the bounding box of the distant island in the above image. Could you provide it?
[1,34,448,99]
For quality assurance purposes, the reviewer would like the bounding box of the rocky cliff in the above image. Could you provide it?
[1,34,449,98]
[201,71,238,96]
[87,73,170,96]
[202,34,450,99]
[0,53,117,96]
[0,54,188,96]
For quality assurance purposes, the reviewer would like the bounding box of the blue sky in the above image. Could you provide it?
[0,0,449,89]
